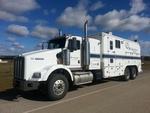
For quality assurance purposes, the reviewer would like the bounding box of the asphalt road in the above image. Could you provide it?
[0,71,150,113]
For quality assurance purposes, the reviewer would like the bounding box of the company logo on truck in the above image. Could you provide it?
[125,42,138,53]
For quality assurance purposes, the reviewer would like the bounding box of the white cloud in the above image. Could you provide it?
[17,16,29,22]
[31,25,58,38]
[0,0,40,14]
[50,9,57,14]
[10,41,26,50]
[35,19,48,25]
[56,0,92,28]
[130,35,139,41]
[95,10,127,31]
[0,0,40,22]
[119,15,150,31]
[6,37,16,42]
[0,11,29,22]
[0,45,5,54]
[139,40,150,48]
[129,35,150,56]
[12,42,26,49]
[0,42,27,55]
[12,42,20,46]
[19,45,25,49]
[33,42,43,50]
[139,40,150,56]
[143,26,150,34]
[6,24,29,37]
[95,9,150,32]
[0,43,27,55]
[129,0,147,14]
[37,43,43,47]
[94,0,150,33]
[90,1,104,11]
[43,9,49,16]
[3,37,27,55]
[88,26,97,31]
[9,47,15,51]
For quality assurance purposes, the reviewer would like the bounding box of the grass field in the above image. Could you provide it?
[0,62,13,91]
[0,61,150,92]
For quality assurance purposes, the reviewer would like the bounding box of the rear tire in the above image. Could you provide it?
[130,67,137,80]
[47,74,69,101]
[121,67,130,81]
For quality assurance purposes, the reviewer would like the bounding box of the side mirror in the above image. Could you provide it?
[72,38,78,50]
[68,37,78,51]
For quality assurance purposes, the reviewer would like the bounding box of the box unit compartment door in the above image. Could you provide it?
[106,38,116,77]
[106,38,123,77]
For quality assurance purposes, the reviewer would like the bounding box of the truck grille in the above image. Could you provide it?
[14,57,25,79]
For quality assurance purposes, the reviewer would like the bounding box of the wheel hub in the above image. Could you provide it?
[53,80,65,96]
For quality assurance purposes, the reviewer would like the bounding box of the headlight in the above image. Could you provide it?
[32,72,41,78]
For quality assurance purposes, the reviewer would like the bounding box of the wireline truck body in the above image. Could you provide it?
[14,21,142,100]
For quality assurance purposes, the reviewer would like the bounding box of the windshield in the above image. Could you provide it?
[47,37,66,49]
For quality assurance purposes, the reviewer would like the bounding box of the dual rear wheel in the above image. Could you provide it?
[121,67,138,81]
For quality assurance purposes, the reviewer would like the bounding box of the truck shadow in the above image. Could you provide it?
[0,89,22,101]
[0,89,49,102]
[0,79,120,102]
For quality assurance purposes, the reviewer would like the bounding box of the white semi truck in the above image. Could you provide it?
[13,21,142,100]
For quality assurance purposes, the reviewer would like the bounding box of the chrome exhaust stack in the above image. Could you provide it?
[81,20,90,70]
[59,29,62,36]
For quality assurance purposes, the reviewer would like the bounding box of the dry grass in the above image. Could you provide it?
[0,61,150,92]
[0,62,13,91]
[142,61,150,71]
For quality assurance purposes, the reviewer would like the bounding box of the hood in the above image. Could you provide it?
[21,49,62,66]
[20,49,62,80]
[21,49,61,57]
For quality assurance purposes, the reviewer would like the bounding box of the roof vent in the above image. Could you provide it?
[108,32,112,35]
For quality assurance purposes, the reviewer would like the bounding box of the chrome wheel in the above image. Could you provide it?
[47,74,69,100]
[53,80,65,96]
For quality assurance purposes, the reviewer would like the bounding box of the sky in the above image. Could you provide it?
[0,0,150,56]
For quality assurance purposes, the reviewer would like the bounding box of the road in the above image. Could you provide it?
[0,71,150,113]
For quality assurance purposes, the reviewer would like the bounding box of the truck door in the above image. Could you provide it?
[68,38,81,69]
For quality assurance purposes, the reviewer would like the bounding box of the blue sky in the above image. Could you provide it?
[0,0,150,56]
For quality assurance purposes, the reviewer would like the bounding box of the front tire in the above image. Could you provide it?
[47,74,69,101]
